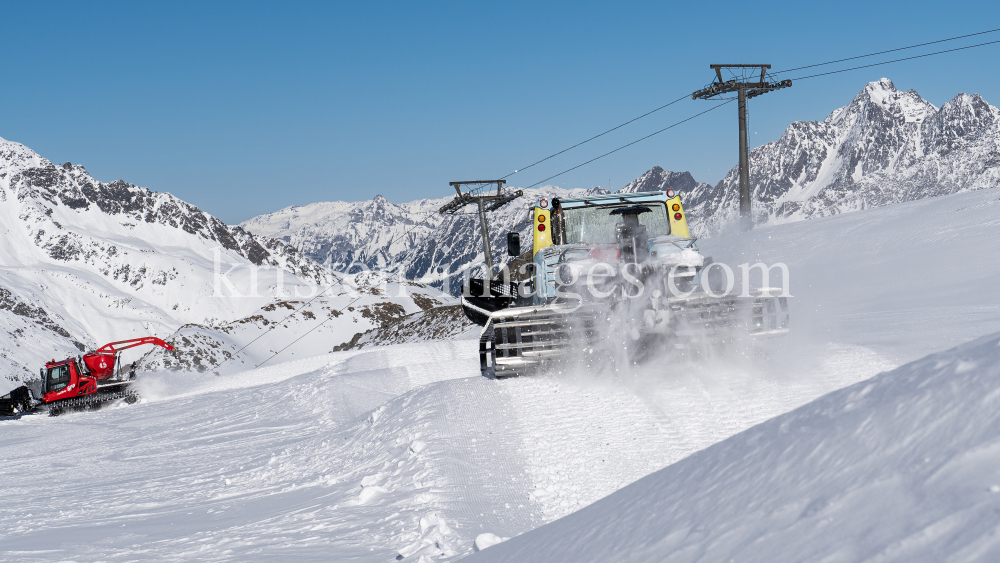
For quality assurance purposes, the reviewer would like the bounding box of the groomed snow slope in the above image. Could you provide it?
[473,331,1000,563]
[0,339,888,562]
[697,186,1000,364]
[1,188,998,561]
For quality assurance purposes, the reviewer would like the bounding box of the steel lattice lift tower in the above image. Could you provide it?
[692,65,791,231]
[439,180,523,274]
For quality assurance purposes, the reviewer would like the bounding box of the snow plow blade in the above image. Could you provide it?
[479,291,789,378]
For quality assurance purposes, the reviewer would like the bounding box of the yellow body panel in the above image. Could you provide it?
[532,207,552,255]
[667,196,691,238]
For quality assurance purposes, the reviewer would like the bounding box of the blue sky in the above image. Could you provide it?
[2,1,999,224]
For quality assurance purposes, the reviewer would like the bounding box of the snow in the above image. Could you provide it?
[0,136,343,393]
[467,188,1000,562]
[238,186,608,294]
[473,533,506,551]
[7,335,885,561]
[136,271,462,377]
[2,159,1000,559]
[698,187,1000,362]
[685,78,997,236]
[0,137,460,394]
[472,332,1000,563]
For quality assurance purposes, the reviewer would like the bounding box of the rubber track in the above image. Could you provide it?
[47,386,138,415]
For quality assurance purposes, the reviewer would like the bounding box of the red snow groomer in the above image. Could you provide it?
[0,337,175,417]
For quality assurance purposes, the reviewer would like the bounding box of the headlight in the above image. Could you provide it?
[557,264,576,285]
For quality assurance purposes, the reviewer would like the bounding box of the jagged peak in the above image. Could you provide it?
[0,137,47,178]
[364,194,403,214]
[940,92,994,112]
[845,78,900,112]
[865,77,897,96]
[825,78,937,125]
[617,166,706,194]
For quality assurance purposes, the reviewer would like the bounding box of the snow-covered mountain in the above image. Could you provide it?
[240,186,608,293]
[243,78,1000,272]
[0,137,456,393]
[617,166,712,195]
[685,78,1000,235]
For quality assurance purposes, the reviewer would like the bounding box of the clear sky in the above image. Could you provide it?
[2,1,999,224]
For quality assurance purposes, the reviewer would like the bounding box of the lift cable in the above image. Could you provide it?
[500,95,689,180]
[230,30,1000,372]
[773,27,1000,75]
[515,34,1000,191]
[785,38,1000,81]
[254,310,344,369]
[501,28,1000,184]
[523,100,733,190]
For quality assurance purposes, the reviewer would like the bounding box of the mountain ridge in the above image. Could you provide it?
[0,137,446,392]
[241,78,1000,273]
[684,78,1000,235]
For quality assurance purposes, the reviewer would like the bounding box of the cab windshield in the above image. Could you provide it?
[46,364,71,392]
[561,202,670,244]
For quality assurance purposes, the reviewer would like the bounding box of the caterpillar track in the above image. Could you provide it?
[45,383,140,417]
[1,337,174,418]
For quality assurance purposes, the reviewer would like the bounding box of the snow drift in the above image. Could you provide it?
[473,330,1000,563]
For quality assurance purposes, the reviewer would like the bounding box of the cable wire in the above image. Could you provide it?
[520,33,1000,192]
[787,38,1000,81]
[525,100,733,189]
[501,95,689,179]
[513,29,1000,193]
[195,272,343,377]
[774,27,1000,74]
[253,297,358,369]
[217,29,1000,374]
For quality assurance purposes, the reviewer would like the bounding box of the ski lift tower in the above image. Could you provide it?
[691,65,791,231]
[439,180,523,275]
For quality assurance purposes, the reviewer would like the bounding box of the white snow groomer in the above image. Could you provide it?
[462,190,789,378]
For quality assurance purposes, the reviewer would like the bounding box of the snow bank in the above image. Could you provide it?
[474,533,507,551]
[473,331,1000,562]
[699,187,1000,363]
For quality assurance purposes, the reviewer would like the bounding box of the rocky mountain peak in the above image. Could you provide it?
[826,78,935,128]
[238,80,1000,292]
[0,137,336,285]
[0,137,45,179]
[0,136,350,390]
[618,166,711,196]
[683,78,1000,236]
[938,92,994,120]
